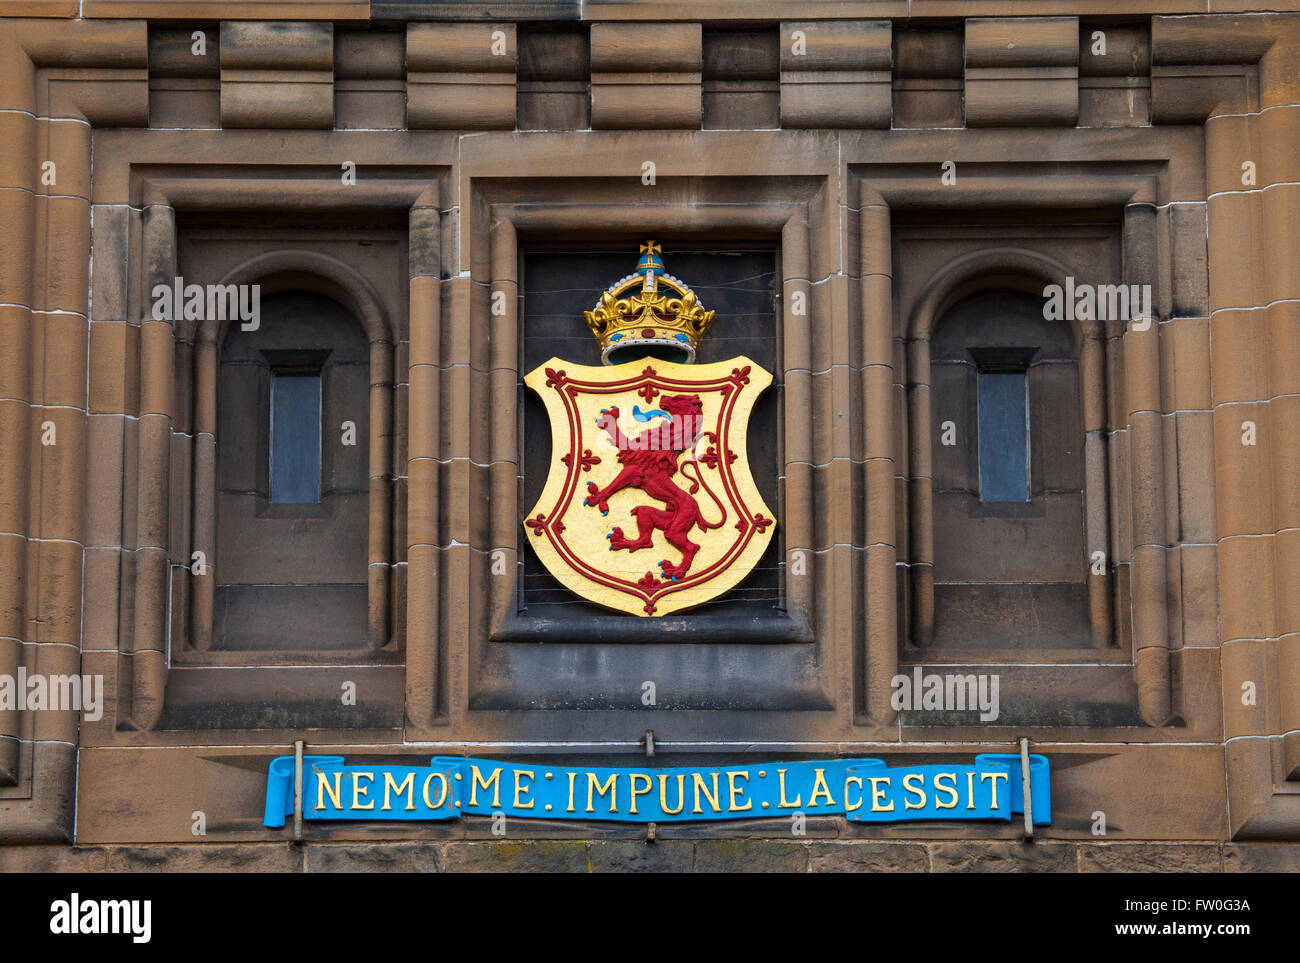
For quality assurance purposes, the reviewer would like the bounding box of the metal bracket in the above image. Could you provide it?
[1019,737,1034,842]
[642,729,655,757]
[292,739,305,843]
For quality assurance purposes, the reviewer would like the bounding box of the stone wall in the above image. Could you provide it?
[1,1,1298,865]
[2,839,1299,873]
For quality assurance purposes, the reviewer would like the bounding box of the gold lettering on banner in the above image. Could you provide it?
[808,768,836,808]
[513,769,536,810]
[692,772,721,814]
[844,775,864,813]
[471,765,503,808]
[382,772,416,812]
[316,771,342,811]
[629,773,653,815]
[933,772,959,810]
[869,776,894,812]
[777,769,802,808]
[422,772,449,809]
[587,772,619,813]
[966,771,977,810]
[659,773,686,815]
[351,772,375,811]
[566,771,577,813]
[727,771,753,812]
[902,772,926,811]
[980,771,1010,810]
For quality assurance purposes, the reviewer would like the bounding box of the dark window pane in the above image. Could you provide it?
[977,370,1029,502]
[271,374,321,504]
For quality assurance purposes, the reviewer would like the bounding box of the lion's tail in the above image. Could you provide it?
[681,460,727,530]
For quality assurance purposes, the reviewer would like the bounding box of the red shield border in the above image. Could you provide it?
[523,358,775,616]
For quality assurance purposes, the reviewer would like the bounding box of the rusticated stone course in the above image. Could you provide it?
[0,840,1295,873]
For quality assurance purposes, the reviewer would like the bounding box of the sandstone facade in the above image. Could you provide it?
[0,0,1297,871]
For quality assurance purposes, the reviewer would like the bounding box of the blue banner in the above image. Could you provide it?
[265,754,1050,826]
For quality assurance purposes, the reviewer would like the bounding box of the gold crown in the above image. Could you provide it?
[583,241,715,365]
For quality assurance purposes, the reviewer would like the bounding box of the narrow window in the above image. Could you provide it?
[977,368,1030,502]
[270,372,321,504]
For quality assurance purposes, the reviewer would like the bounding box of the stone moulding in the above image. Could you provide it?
[0,15,148,843]
[779,19,891,130]
[406,22,517,130]
[471,175,824,716]
[88,160,445,743]
[852,161,1190,737]
[589,22,702,130]
[189,248,397,656]
[900,244,1113,660]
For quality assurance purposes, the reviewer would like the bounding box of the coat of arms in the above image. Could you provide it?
[524,243,776,616]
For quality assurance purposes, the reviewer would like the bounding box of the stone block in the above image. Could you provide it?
[335,30,405,130]
[441,840,589,873]
[807,840,929,872]
[1223,843,1300,873]
[407,23,516,130]
[589,840,694,872]
[1078,842,1221,872]
[965,17,1079,127]
[106,843,302,872]
[929,841,1076,872]
[304,842,440,872]
[591,22,701,129]
[892,24,962,128]
[693,839,808,873]
[220,22,333,129]
[0,845,108,872]
[780,20,890,129]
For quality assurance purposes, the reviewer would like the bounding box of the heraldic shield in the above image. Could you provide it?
[521,241,776,617]
[523,358,775,616]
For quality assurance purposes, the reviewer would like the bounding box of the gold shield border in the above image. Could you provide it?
[523,356,776,617]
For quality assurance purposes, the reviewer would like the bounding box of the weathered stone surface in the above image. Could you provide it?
[220,22,333,129]
[4,840,1300,873]
[965,17,1079,127]
[0,845,109,872]
[590,22,701,129]
[105,844,302,873]
[694,840,809,873]
[1223,843,1300,873]
[406,23,517,129]
[1078,843,1222,873]
[442,841,589,873]
[589,840,694,873]
[928,842,1077,873]
[807,841,929,872]
[780,20,890,128]
[304,843,441,873]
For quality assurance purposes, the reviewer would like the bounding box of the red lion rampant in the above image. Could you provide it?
[584,394,726,582]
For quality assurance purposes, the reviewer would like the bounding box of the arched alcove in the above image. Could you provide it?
[926,287,1090,649]
[211,291,371,651]
[185,252,398,657]
[903,249,1113,653]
